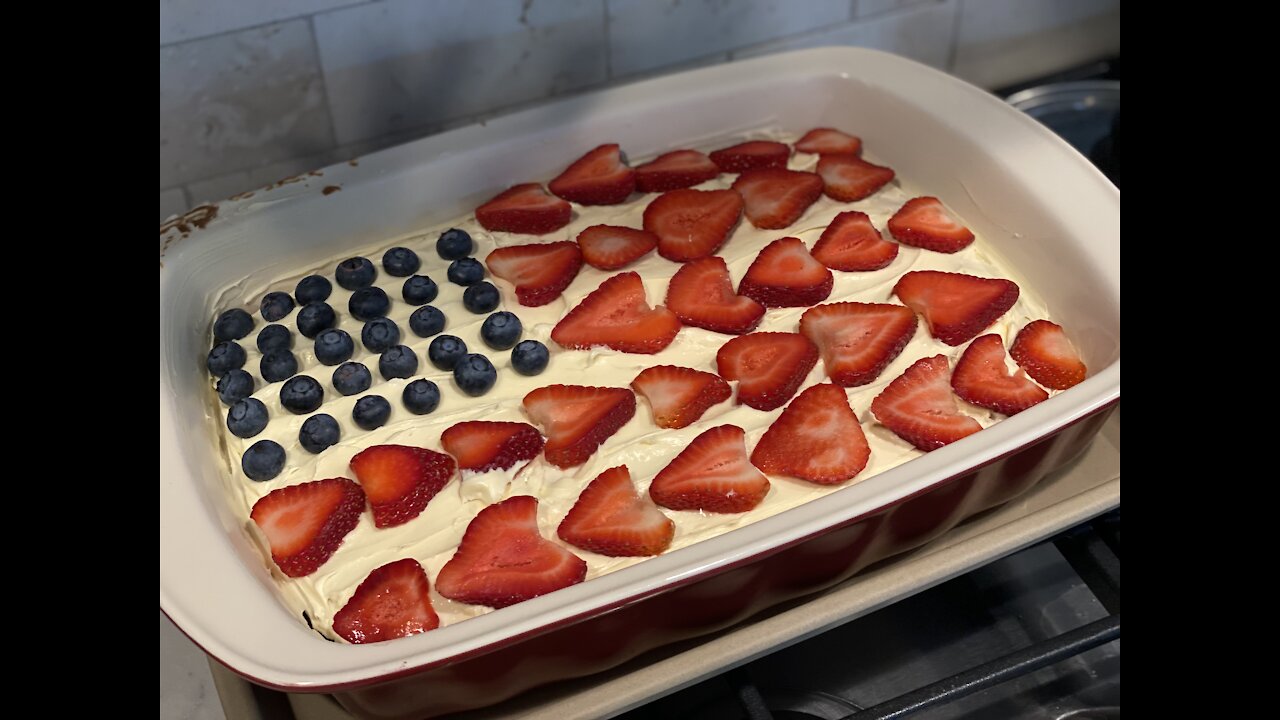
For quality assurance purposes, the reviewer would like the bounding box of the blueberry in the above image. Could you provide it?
[332,362,372,396]
[353,395,391,430]
[447,258,485,286]
[256,324,293,354]
[436,228,473,260]
[463,282,501,314]
[382,246,421,277]
[295,274,332,304]
[335,257,376,290]
[299,414,340,454]
[428,335,468,371]
[409,305,446,338]
[511,340,550,376]
[226,398,269,439]
[242,440,286,482]
[216,369,255,405]
[402,379,440,415]
[260,350,299,383]
[207,341,246,377]
[361,317,401,353]
[213,308,254,341]
[453,354,497,397]
[314,328,355,366]
[296,302,337,339]
[480,311,522,350]
[378,345,419,380]
[259,291,295,322]
[402,275,438,305]
[349,287,390,321]
[280,375,324,414]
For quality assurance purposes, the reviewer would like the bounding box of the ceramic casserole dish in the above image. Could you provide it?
[159,46,1120,719]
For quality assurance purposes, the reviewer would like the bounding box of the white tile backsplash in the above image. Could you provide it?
[160,187,189,224]
[160,19,334,189]
[159,0,368,46]
[314,0,608,145]
[952,0,1119,88]
[607,0,852,78]
[856,0,937,19]
[733,0,957,70]
[954,0,1118,46]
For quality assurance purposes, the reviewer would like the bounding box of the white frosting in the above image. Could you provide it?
[208,134,1053,640]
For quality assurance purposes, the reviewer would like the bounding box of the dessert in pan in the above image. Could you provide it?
[203,127,1088,644]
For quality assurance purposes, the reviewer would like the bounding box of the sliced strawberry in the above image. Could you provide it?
[435,496,587,609]
[548,144,636,206]
[811,211,899,271]
[1010,320,1088,390]
[440,421,545,473]
[751,384,870,485]
[643,189,743,262]
[475,183,572,235]
[887,196,975,253]
[893,270,1020,346]
[664,256,764,335]
[816,155,895,202]
[631,365,732,429]
[332,559,439,644]
[649,425,770,513]
[799,302,917,387]
[485,241,583,307]
[715,332,819,411]
[523,385,636,468]
[738,237,833,308]
[551,272,681,354]
[794,128,863,156]
[576,225,658,270]
[634,149,720,193]
[871,355,981,451]
[558,466,674,556]
[732,168,824,230]
[952,334,1049,414]
[709,140,790,172]
[349,445,456,528]
[249,478,365,578]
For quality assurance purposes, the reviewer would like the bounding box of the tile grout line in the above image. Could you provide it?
[307,15,342,161]
[159,1,368,50]
[603,0,613,80]
[850,0,859,22]
[946,0,964,72]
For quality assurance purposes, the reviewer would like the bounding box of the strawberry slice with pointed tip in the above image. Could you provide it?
[558,466,674,556]
[435,496,587,608]
[485,241,583,307]
[551,272,681,353]
[643,188,743,262]
[709,140,790,172]
[799,302,917,387]
[716,332,819,411]
[548,143,636,205]
[871,355,981,451]
[523,385,636,468]
[250,478,365,578]
[738,237,833,308]
[441,421,545,473]
[576,225,658,270]
[475,183,572,235]
[817,155,895,202]
[649,425,770,513]
[349,445,456,528]
[664,256,764,335]
[894,270,1020,346]
[631,365,732,429]
[811,211,899,271]
[1010,320,1087,390]
[751,384,870,485]
[732,168,823,230]
[332,559,439,644]
[952,334,1049,414]
[634,149,720,193]
[795,128,863,156]
[887,196,975,253]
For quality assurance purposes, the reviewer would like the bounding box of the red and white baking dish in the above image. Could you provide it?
[159,47,1119,719]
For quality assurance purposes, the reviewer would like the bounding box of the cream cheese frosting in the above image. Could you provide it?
[208,133,1053,640]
